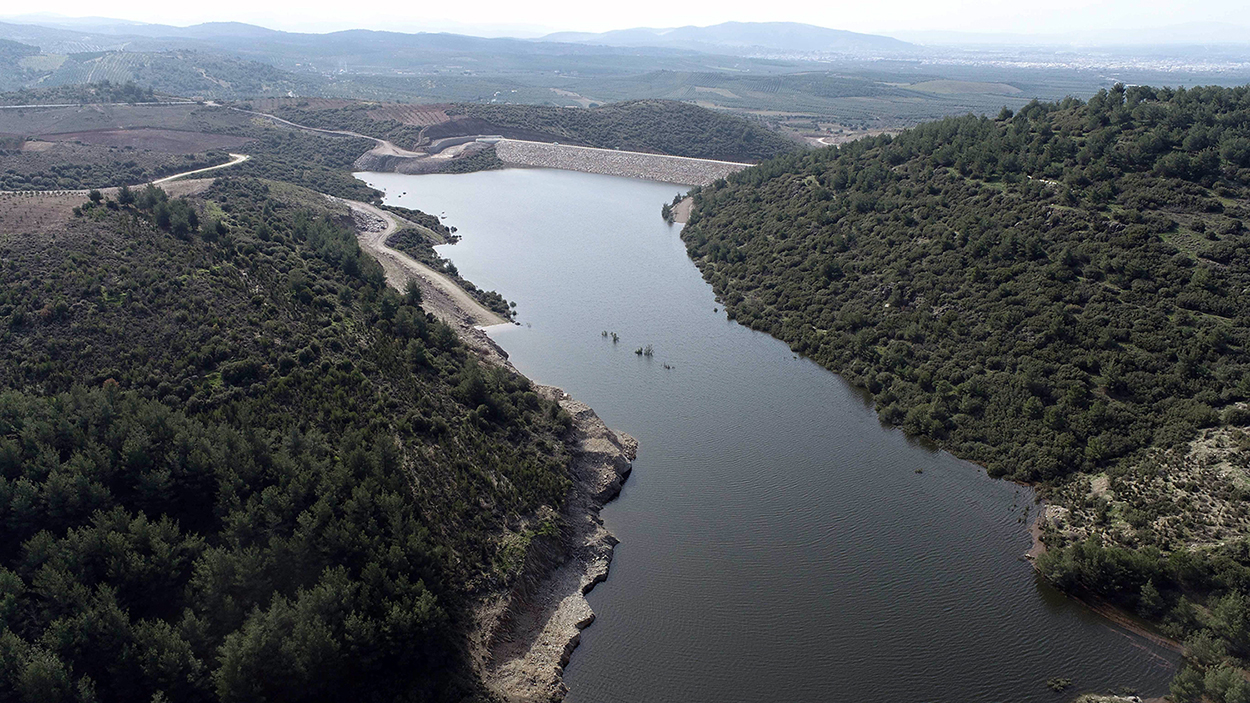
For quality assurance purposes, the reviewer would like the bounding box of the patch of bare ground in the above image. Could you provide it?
[0,191,83,235]
[243,97,359,113]
[1042,415,1250,554]
[243,98,453,128]
[671,196,694,224]
[158,178,217,198]
[0,178,219,237]
[338,198,506,331]
[354,141,496,175]
[0,141,238,191]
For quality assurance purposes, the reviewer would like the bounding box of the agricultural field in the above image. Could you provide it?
[0,103,232,136]
[3,49,323,100]
[0,80,158,105]
[242,97,453,128]
[546,69,1037,128]
[0,177,214,233]
[366,103,451,126]
[0,190,87,233]
[906,79,1024,96]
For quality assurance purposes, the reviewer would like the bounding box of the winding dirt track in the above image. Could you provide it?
[0,152,251,195]
[226,105,424,160]
[151,153,250,184]
[339,197,508,328]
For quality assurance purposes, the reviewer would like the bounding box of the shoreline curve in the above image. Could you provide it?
[345,191,634,701]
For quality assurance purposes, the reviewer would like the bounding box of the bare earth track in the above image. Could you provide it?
[338,198,506,329]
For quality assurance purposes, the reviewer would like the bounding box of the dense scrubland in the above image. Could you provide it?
[456,100,799,162]
[0,177,574,702]
[681,84,1250,699]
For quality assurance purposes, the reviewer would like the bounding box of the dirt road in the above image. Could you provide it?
[152,153,250,184]
[339,197,508,329]
[227,106,424,160]
[0,153,250,195]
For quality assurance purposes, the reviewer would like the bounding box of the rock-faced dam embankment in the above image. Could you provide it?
[356,138,751,185]
[493,140,749,185]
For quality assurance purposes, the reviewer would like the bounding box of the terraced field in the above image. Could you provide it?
[245,98,453,128]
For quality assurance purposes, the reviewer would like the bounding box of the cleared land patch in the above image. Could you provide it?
[1045,418,1250,554]
[0,191,82,234]
[244,97,357,113]
[694,86,742,99]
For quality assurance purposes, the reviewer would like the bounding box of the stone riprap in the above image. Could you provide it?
[495,139,749,186]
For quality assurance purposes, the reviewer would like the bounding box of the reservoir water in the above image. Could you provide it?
[358,168,1179,702]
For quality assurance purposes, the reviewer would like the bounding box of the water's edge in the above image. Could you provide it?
[361,168,1180,703]
[347,196,635,702]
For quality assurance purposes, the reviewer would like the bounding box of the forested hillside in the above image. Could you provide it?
[681,84,1250,697]
[0,178,573,701]
[457,100,800,162]
[685,84,1250,482]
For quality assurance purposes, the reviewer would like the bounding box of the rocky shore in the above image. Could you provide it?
[472,389,637,702]
[495,139,748,185]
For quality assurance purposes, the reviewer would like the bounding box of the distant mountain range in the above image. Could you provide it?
[0,18,676,71]
[2,14,1247,66]
[0,17,918,63]
[541,22,916,56]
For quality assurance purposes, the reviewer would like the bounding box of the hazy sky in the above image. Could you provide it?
[16,0,1249,37]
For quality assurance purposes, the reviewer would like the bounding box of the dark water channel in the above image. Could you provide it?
[358,168,1179,702]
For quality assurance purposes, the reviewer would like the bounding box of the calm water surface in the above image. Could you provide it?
[358,168,1179,702]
